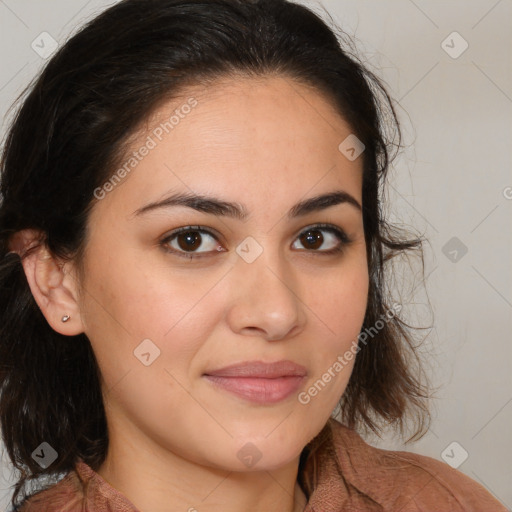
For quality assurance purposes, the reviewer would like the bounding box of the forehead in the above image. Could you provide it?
[91,75,364,220]
[151,74,355,151]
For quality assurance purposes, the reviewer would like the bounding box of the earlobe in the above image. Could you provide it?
[9,229,85,336]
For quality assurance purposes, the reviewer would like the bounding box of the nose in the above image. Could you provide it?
[225,245,307,341]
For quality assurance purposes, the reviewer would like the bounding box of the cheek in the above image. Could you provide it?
[301,255,368,402]
[314,255,369,339]
[79,250,225,387]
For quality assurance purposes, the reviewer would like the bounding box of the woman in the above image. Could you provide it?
[0,0,506,511]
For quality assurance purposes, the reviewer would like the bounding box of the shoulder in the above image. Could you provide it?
[15,459,139,512]
[325,418,507,511]
[15,471,85,512]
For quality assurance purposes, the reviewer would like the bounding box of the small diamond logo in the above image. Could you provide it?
[133,338,161,366]
[442,236,468,263]
[237,442,262,468]
[441,441,469,469]
[31,442,58,469]
[236,236,263,263]
[441,32,469,59]
[31,32,59,59]
[338,134,365,161]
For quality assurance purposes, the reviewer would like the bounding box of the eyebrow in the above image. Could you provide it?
[131,190,362,220]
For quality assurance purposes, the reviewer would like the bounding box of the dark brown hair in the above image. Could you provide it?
[0,0,431,508]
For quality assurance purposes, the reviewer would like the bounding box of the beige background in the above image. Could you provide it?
[0,0,511,510]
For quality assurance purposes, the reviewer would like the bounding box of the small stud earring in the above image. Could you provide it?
[61,315,70,323]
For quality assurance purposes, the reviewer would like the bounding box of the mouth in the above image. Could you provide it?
[202,360,307,404]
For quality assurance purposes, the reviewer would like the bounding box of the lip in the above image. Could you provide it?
[204,360,307,378]
[203,360,307,404]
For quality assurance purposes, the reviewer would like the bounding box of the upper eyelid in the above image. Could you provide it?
[163,225,222,243]
[161,223,349,246]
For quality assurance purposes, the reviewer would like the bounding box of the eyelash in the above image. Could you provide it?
[159,223,352,260]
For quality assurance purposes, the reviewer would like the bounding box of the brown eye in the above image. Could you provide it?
[299,229,324,250]
[176,231,202,252]
[161,226,223,258]
[292,224,349,253]
[161,223,350,260]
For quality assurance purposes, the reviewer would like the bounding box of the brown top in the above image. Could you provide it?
[18,419,507,512]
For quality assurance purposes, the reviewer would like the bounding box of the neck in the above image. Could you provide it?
[96,422,308,512]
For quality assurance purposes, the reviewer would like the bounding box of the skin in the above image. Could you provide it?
[13,75,369,512]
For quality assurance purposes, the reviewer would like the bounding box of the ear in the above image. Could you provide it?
[8,229,85,336]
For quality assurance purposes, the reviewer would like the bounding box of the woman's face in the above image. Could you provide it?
[75,75,368,471]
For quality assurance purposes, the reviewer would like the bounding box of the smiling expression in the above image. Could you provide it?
[73,74,369,471]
